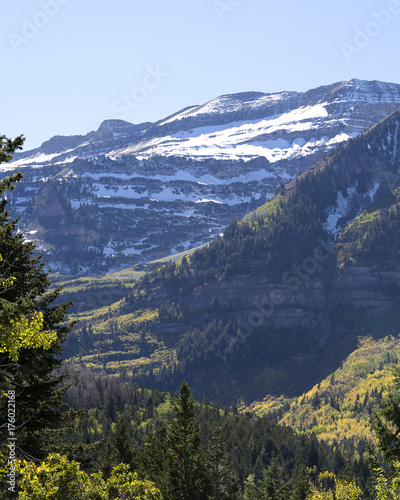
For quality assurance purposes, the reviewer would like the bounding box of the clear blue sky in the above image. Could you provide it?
[1,0,400,150]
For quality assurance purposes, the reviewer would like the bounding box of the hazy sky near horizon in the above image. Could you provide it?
[1,0,400,150]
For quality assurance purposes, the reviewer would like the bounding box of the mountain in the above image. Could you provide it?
[2,78,400,275]
[246,335,400,450]
[61,107,400,404]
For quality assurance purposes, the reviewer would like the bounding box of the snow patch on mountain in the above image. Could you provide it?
[324,187,359,237]
[114,103,330,161]
[158,92,290,125]
[324,181,381,237]
[367,181,380,201]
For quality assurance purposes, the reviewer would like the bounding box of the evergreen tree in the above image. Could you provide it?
[206,425,240,500]
[0,135,24,165]
[0,138,79,460]
[99,441,115,479]
[257,455,289,500]
[141,425,169,494]
[165,381,209,500]
[291,465,311,500]
[373,367,400,463]
[113,416,136,466]
[99,416,136,479]
[244,455,290,500]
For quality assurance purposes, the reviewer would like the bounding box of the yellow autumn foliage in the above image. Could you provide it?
[0,311,57,362]
[246,335,400,449]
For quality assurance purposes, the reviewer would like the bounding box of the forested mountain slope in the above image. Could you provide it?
[64,109,400,404]
[247,335,400,452]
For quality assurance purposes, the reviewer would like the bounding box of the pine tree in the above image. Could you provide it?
[0,138,79,460]
[164,381,209,500]
[291,465,310,500]
[112,416,136,467]
[98,440,116,480]
[0,135,24,165]
[252,455,289,500]
[99,416,136,479]
[206,425,240,500]
[141,425,169,493]
[373,367,400,463]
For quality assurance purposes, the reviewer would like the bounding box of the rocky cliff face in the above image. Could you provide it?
[2,78,400,275]
[117,109,400,402]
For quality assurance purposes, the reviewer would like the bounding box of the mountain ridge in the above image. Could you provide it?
[60,107,400,404]
[2,78,400,275]
[13,78,400,161]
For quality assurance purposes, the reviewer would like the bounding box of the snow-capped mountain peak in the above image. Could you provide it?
[3,78,400,275]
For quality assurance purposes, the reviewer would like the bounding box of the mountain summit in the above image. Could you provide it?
[2,78,400,275]
[66,106,399,403]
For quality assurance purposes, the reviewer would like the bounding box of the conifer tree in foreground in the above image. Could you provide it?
[368,367,400,498]
[373,366,400,464]
[206,425,240,500]
[99,416,136,477]
[165,381,209,500]
[141,382,243,499]
[0,135,78,461]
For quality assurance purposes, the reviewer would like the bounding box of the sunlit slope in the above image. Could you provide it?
[247,334,400,453]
